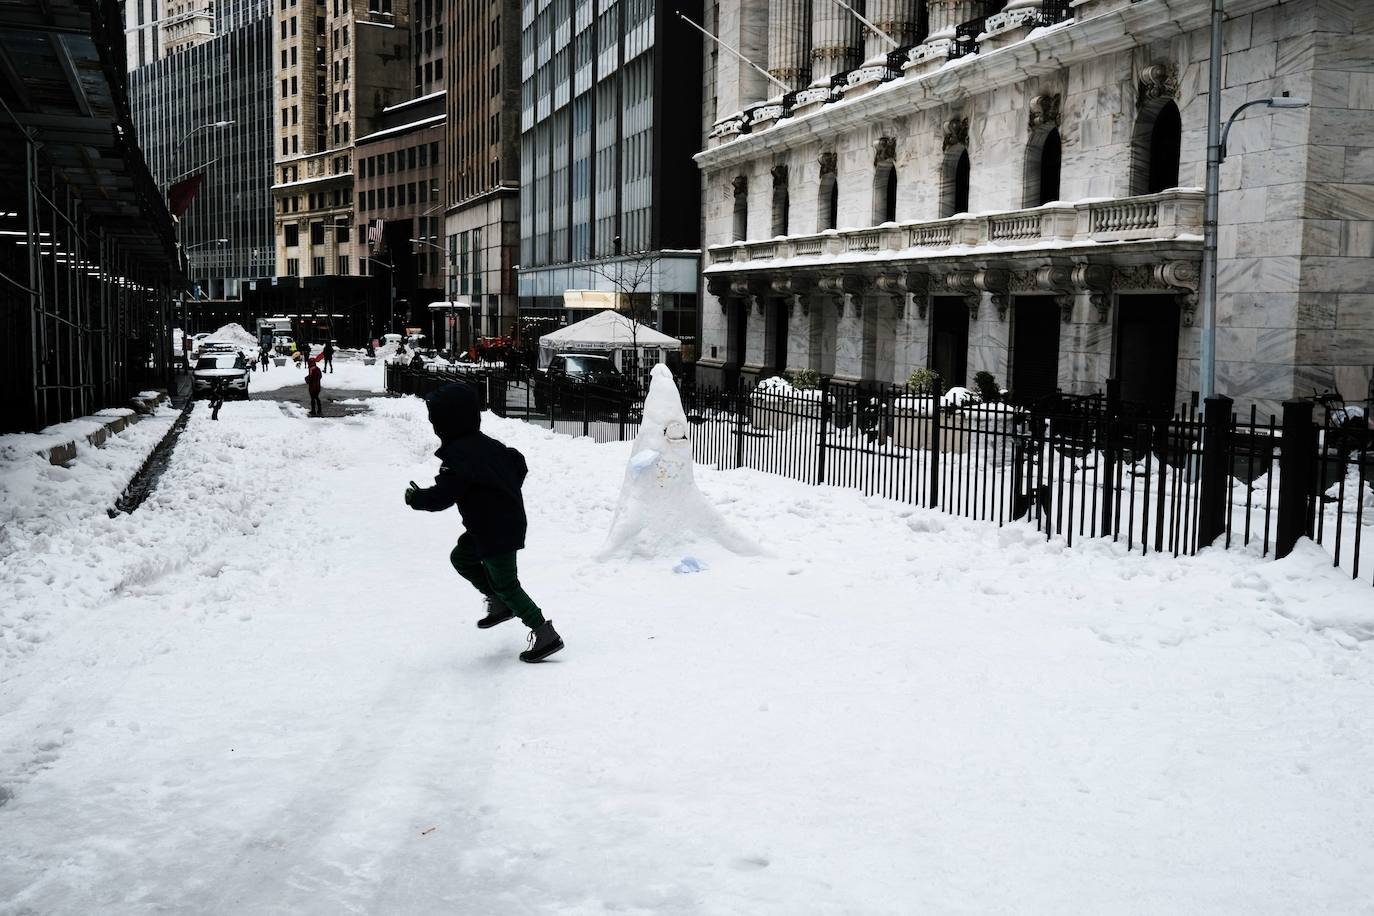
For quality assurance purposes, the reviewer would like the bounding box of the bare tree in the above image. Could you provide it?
[586,243,662,386]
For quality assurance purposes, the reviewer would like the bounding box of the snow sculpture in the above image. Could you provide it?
[599,363,763,560]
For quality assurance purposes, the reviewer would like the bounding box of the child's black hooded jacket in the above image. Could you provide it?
[409,382,529,556]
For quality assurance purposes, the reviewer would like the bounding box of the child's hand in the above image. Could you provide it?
[404,480,420,506]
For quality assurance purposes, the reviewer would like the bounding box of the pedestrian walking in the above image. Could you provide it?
[306,356,323,417]
[260,348,270,372]
[322,340,335,373]
[405,382,563,662]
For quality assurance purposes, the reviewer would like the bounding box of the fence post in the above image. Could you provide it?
[734,380,746,470]
[1275,398,1316,559]
[1197,394,1234,547]
[929,379,943,508]
[1100,378,1120,534]
[581,387,590,438]
[816,375,830,484]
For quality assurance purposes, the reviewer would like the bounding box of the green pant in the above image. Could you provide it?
[449,534,545,629]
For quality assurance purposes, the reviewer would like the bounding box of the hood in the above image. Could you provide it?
[426,381,481,440]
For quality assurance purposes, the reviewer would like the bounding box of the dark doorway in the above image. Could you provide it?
[1010,296,1060,404]
[1116,294,1181,416]
[1038,129,1061,205]
[769,300,790,373]
[1147,102,1182,194]
[929,296,969,389]
[729,299,748,373]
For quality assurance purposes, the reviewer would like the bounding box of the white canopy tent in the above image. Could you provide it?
[537,310,682,378]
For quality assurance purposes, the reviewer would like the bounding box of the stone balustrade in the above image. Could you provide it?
[705,189,1203,267]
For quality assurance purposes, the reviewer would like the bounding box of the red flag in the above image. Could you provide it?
[168,173,205,219]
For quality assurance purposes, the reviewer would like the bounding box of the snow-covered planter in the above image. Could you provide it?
[891,388,1022,453]
[273,357,287,367]
[362,357,376,365]
[750,376,824,431]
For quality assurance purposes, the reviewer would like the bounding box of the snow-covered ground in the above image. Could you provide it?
[246,351,387,394]
[2,394,1374,914]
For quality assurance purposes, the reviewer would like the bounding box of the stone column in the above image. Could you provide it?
[925,0,977,43]
[768,0,812,92]
[862,0,919,63]
[808,0,861,86]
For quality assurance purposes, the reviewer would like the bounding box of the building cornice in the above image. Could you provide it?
[693,0,1275,172]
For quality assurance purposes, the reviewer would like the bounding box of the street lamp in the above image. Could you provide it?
[411,237,462,353]
[1198,91,1309,404]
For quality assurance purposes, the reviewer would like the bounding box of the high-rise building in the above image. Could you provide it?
[516,0,704,354]
[271,0,411,285]
[128,0,275,300]
[442,0,519,338]
[121,0,217,70]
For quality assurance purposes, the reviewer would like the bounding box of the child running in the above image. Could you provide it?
[405,381,563,662]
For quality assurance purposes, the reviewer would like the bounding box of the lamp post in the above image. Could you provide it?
[411,237,460,355]
[1198,0,1309,405]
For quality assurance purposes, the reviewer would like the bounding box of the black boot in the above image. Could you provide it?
[476,596,515,629]
[519,620,563,663]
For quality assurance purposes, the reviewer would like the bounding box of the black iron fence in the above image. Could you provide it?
[387,364,1373,586]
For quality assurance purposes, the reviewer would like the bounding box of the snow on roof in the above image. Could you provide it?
[354,114,446,145]
[383,90,446,114]
[272,172,353,191]
[538,310,681,350]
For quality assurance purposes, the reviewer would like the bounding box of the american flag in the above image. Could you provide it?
[367,219,383,247]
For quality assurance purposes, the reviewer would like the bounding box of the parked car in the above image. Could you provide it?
[192,352,251,399]
[534,352,637,411]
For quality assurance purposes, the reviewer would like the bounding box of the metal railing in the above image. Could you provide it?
[387,365,1373,585]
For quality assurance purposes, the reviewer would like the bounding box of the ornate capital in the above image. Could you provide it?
[873,135,896,166]
[974,268,1012,321]
[817,274,866,318]
[943,269,981,319]
[818,151,837,176]
[943,116,969,151]
[1028,93,1061,132]
[1137,62,1179,106]
[770,276,812,317]
[1071,264,1114,322]
[1156,260,1201,325]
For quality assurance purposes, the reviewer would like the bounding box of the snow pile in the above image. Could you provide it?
[204,323,259,350]
[599,364,762,559]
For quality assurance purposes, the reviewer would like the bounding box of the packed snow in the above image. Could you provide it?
[2,391,1373,914]
[245,350,387,394]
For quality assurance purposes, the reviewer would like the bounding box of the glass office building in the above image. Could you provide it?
[128,0,274,300]
[517,0,703,355]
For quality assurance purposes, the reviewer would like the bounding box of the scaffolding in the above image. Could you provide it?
[0,0,183,434]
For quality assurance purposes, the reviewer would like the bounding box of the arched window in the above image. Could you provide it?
[1147,102,1181,193]
[1024,128,1062,207]
[819,173,838,231]
[1131,100,1182,195]
[771,166,789,236]
[873,164,897,224]
[732,176,748,241]
[942,148,970,217]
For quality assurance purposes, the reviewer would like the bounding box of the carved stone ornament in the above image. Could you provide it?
[974,268,1012,321]
[873,136,896,166]
[943,269,981,319]
[1028,93,1061,132]
[817,274,865,318]
[1110,259,1201,325]
[1137,62,1180,106]
[1070,264,1114,323]
[731,174,748,197]
[706,274,734,307]
[818,151,837,176]
[873,271,929,320]
[771,163,788,184]
[770,276,812,317]
[942,116,969,151]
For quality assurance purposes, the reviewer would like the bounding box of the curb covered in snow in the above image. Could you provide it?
[39,390,170,466]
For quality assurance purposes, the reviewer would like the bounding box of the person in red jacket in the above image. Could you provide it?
[306,356,323,417]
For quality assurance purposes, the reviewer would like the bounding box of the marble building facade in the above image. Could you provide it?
[694,0,1374,417]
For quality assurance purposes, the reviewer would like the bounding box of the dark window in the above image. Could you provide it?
[943,149,971,217]
[1147,102,1182,193]
[819,174,837,231]
[875,165,897,223]
[771,169,789,236]
[284,224,299,247]
[732,177,748,241]
[310,222,325,244]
